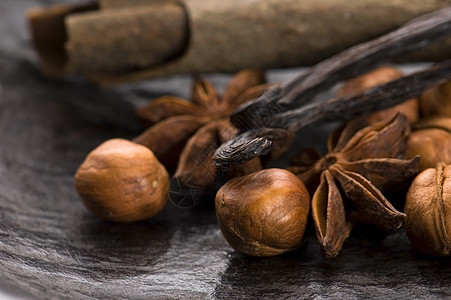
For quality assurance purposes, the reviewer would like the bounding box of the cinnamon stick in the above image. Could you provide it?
[99,0,177,9]
[28,0,451,85]
[66,2,188,74]
[231,6,451,131]
[27,2,98,77]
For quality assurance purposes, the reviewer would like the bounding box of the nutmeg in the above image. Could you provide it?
[339,66,418,124]
[419,81,451,118]
[74,138,169,222]
[215,168,310,257]
[406,117,451,172]
[404,163,451,256]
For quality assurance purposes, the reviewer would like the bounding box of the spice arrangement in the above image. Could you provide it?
[288,114,419,258]
[214,7,451,166]
[132,70,273,189]
[70,7,451,259]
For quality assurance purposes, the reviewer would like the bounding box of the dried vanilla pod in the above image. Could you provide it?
[288,114,420,258]
[214,8,451,168]
[407,116,451,172]
[27,0,188,77]
[404,163,451,256]
[231,8,451,131]
[216,61,451,169]
[338,66,419,124]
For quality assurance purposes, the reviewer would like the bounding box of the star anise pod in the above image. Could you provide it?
[133,70,275,189]
[288,114,420,258]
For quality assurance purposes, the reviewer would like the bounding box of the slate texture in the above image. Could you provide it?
[0,1,450,299]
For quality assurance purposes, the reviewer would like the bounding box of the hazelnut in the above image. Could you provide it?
[407,117,451,172]
[404,163,451,256]
[74,138,169,222]
[339,66,418,124]
[419,81,451,118]
[215,168,310,257]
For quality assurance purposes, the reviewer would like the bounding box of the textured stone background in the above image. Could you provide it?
[0,1,450,299]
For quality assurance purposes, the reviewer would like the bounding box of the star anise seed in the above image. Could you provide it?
[134,70,274,189]
[289,114,420,258]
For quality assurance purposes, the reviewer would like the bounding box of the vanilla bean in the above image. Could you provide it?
[213,129,289,168]
[214,60,451,168]
[218,7,451,168]
[231,7,451,132]
[272,60,451,130]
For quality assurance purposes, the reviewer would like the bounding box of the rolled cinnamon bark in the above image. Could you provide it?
[99,0,175,9]
[66,2,188,73]
[27,0,451,86]
[28,1,188,76]
[27,2,98,77]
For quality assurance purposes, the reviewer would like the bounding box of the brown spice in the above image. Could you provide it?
[134,70,285,189]
[407,116,451,172]
[288,114,419,258]
[214,8,451,168]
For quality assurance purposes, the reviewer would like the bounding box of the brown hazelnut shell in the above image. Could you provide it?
[215,168,310,257]
[404,163,451,256]
[407,117,451,172]
[74,138,169,222]
[419,81,451,118]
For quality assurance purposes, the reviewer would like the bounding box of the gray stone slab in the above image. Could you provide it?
[0,1,449,299]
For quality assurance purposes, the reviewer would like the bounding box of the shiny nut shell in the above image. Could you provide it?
[74,138,169,222]
[215,168,310,257]
[407,117,451,172]
[404,163,451,256]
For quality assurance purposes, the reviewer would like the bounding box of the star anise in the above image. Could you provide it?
[133,70,274,189]
[288,114,420,258]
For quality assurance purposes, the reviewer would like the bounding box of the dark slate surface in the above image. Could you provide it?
[0,1,450,299]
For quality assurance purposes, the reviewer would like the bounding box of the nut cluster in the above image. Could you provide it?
[338,69,451,257]
[72,66,451,259]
